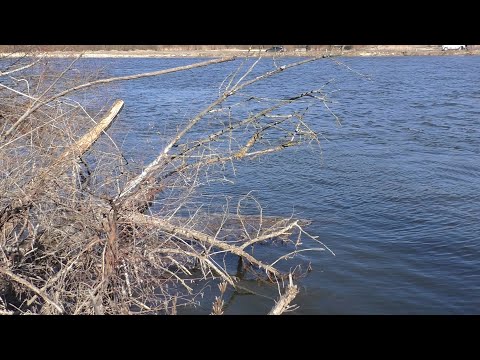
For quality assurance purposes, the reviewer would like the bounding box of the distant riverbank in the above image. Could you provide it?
[2,47,480,58]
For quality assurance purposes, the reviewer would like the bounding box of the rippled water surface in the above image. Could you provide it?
[78,56,480,314]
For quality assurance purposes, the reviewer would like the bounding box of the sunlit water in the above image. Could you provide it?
[54,56,480,314]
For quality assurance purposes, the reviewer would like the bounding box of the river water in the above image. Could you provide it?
[75,56,480,314]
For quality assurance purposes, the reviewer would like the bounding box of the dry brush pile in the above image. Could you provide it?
[0,52,335,315]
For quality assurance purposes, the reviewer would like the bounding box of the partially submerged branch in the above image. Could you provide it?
[0,52,336,315]
[268,274,299,315]
[127,212,282,278]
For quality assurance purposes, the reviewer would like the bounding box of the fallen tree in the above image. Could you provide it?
[0,51,334,314]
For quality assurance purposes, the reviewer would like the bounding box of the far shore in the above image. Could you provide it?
[2,48,480,58]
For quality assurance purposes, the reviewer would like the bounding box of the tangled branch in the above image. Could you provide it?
[0,51,335,315]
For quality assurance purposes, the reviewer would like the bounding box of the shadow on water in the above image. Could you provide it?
[179,257,288,315]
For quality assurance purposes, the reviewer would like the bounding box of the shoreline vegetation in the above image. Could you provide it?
[0,46,474,315]
[0,51,332,315]
[1,45,480,58]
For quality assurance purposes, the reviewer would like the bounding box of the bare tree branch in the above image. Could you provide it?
[117,57,323,201]
[0,267,64,314]
[0,49,335,315]
[2,57,235,140]
[268,274,299,315]
[0,57,42,77]
[127,212,282,278]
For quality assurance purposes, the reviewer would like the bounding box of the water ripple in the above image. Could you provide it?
[78,56,480,314]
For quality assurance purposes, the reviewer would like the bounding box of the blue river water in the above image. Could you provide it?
[76,56,480,314]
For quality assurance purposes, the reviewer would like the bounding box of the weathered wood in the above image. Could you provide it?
[127,212,282,278]
[268,274,299,315]
[59,100,124,161]
[169,213,310,234]
[34,100,124,188]
[0,101,124,231]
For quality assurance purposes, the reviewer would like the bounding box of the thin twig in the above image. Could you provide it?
[0,58,42,77]
[2,57,235,140]
[0,267,64,314]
